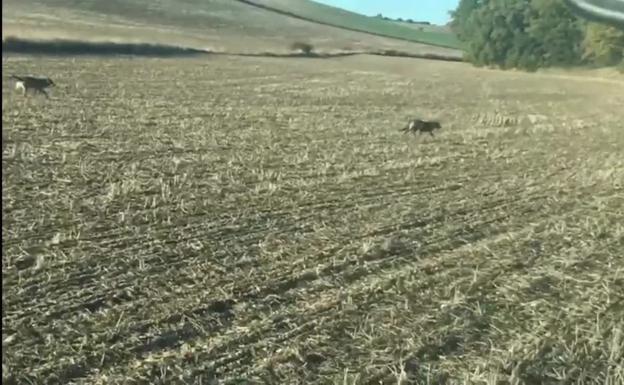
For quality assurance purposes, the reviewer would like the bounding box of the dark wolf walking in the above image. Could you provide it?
[10,75,55,98]
[400,119,442,137]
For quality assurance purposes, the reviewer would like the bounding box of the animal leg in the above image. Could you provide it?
[34,88,48,98]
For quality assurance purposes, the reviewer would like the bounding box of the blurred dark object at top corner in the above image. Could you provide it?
[565,0,624,29]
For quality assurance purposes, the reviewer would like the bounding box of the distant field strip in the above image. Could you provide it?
[235,0,463,49]
[2,55,623,384]
[1,36,464,62]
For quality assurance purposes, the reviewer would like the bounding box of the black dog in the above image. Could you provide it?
[400,119,442,137]
[11,75,55,99]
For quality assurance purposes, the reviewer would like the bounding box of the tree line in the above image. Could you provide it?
[449,0,624,70]
[375,14,432,25]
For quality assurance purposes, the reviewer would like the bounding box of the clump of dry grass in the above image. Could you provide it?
[2,54,623,385]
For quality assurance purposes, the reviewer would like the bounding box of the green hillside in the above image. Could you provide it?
[2,0,463,56]
[239,0,463,49]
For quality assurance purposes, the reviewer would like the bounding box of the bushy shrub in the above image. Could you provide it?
[450,0,587,70]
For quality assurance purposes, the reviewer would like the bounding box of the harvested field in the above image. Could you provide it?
[2,55,624,384]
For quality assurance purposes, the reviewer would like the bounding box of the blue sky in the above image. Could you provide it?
[313,0,460,25]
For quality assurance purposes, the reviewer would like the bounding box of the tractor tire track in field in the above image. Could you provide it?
[2,140,572,261]
[2,153,536,276]
[2,148,608,380]
[3,184,521,324]
[6,185,598,383]
[3,161,574,322]
[90,201,617,383]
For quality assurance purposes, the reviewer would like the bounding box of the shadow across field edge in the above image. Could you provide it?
[2,37,465,62]
[1,37,208,57]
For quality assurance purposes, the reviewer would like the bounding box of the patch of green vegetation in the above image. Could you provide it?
[450,0,624,70]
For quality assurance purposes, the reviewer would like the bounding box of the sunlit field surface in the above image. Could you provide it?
[2,55,623,384]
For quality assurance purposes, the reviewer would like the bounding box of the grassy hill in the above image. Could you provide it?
[1,0,462,57]
[236,0,462,49]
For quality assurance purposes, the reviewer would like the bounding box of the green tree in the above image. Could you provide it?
[527,0,584,66]
[582,22,624,65]
[450,0,586,70]
[449,0,486,41]
[461,0,541,69]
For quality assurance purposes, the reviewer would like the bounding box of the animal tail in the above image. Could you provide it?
[10,75,24,81]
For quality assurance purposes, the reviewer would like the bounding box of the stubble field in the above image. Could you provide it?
[2,55,624,384]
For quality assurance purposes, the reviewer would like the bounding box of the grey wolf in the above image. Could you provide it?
[400,119,442,137]
[11,75,55,98]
